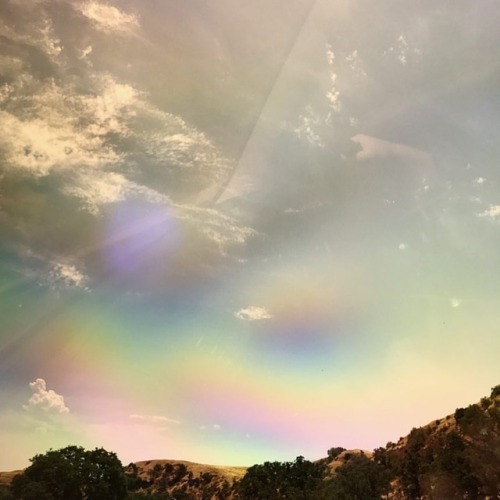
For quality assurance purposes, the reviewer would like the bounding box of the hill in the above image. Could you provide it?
[380,385,500,498]
[125,459,246,499]
[1,385,498,499]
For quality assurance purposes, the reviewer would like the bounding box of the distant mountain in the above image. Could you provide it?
[2,386,498,499]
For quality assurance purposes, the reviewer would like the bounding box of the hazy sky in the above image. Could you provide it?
[1,0,500,470]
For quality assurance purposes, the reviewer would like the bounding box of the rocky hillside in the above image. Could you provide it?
[380,385,500,499]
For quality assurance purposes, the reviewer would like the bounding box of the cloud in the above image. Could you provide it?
[24,379,69,414]
[235,306,272,321]
[475,177,486,185]
[294,106,325,148]
[325,44,335,65]
[80,45,93,59]
[199,423,221,431]
[0,13,62,62]
[345,49,366,78]
[0,71,234,214]
[78,2,139,35]
[326,75,341,112]
[384,34,421,66]
[129,414,181,425]
[350,134,433,166]
[64,170,168,215]
[397,35,408,65]
[0,22,254,294]
[398,243,407,250]
[49,263,87,289]
[479,205,500,219]
[0,77,125,177]
[324,44,342,112]
[175,204,255,253]
[39,19,62,58]
[450,298,461,309]
[2,67,236,200]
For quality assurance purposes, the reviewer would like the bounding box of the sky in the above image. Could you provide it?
[1,0,500,470]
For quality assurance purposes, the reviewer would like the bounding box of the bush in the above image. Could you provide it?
[323,454,392,500]
[237,456,324,499]
[327,447,346,460]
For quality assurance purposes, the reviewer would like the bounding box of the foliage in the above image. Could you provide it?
[237,456,324,499]
[128,493,172,499]
[326,447,346,460]
[0,486,14,500]
[454,404,485,432]
[322,453,392,500]
[125,463,150,492]
[10,445,127,500]
[384,386,500,499]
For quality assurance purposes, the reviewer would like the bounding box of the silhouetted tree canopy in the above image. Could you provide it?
[237,456,324,499]
[10,445,127,500]
[326,447,346,460]
[324,453,392,500]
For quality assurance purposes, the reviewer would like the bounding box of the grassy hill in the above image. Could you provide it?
[125,459,246,499]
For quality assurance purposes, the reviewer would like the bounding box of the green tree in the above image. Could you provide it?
[0,485,14,500]
[398,427,427,499]
[322,453,391,500]
[10,446,127,500]
[237,456,323,499]
[326,447,346,460]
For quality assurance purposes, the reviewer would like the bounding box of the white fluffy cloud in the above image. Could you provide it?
[0,76,127,177]
[235,306,272,321]
[79,2,139,35]
[24,379,70,414]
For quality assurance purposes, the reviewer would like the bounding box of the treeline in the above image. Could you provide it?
[237,453,391,499]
